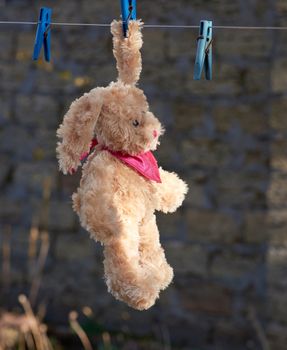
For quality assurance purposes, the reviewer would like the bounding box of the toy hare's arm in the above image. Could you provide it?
[155,168,188,213]
[56,88,103,174]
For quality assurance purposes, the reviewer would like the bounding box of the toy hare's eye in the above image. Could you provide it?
[133,120,140,127]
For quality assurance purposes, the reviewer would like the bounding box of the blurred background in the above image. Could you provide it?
[0,0,287,349]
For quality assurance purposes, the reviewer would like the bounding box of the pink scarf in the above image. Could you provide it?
[79,139,161,183]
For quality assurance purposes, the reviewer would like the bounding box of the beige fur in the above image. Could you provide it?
[56,20,188,310]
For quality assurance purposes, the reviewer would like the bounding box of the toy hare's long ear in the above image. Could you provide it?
[111,19,143,85]
[56,87,104,174]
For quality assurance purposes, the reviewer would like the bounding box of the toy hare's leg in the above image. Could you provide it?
[103,218,161,310]
[72,184,120,244]
[72,182,161,310]
[139,214,173,290]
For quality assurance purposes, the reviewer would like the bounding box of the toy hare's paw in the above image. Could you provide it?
[159,263,174,290]
[157,169,188,213]
[56,142,80,175]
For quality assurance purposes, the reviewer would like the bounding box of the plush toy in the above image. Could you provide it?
[56,20,188,310]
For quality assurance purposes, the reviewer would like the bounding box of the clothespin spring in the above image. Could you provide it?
[44,24,51,39]
[196,35,213,54]
[205,38,213,54]
[126,0,134,23]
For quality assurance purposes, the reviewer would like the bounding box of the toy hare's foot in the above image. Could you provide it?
[108,279,160,310]
[158,169,188,213]
[104,240,162,311]
[105,266,160,310]
[130,291,159,310]
[141,248,173,290]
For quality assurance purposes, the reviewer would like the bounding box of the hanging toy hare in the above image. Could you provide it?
[56,20,188,310]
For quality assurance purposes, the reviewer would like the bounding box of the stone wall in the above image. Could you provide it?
[0,0,287,349]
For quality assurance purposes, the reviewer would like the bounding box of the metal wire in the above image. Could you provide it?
[0,21,37,25]
[0,20,287,30]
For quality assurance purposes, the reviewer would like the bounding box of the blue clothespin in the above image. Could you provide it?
[120,0,136,37]
[33,7,52,62]
[194,20,213,80]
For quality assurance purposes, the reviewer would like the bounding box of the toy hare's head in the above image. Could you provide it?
[57,19,163,174]
[93,19,163,155]
[94,82,163,155]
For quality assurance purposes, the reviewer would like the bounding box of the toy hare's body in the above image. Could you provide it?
[72,149,186,309]
[56,20,188,310]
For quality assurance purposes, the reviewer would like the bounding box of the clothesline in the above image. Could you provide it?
[0,20,287,30]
